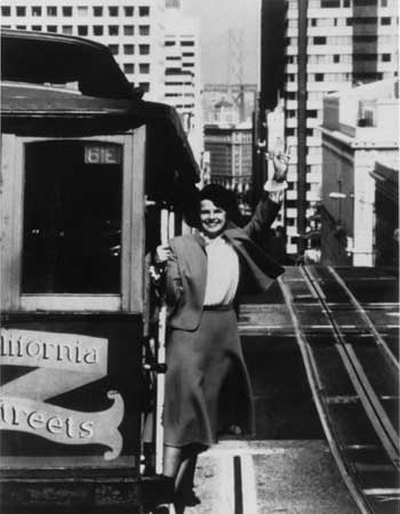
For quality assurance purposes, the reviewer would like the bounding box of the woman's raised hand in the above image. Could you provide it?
[270,151,290,182]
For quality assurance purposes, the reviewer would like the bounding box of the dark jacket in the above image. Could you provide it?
[165,197,285,331]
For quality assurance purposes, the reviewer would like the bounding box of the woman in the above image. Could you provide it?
[154,153,288,513]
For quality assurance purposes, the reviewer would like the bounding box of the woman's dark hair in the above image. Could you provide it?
[198,184,242,226]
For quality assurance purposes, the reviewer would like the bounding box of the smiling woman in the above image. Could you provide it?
[150,155,287,513]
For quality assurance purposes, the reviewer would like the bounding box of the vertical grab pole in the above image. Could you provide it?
[155,207,170,475]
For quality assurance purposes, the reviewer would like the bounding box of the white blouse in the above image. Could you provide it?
[203,236,240,306]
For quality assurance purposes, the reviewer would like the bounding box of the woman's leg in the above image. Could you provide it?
[175,453,198,496]
[163,444,183,478]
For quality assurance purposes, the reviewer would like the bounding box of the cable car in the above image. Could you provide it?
[0,29,199,513]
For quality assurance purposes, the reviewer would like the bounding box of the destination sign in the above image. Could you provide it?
[84,143,122,165]
[0,329,124,460]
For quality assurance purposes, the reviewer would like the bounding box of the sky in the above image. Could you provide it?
[182,0,261,85]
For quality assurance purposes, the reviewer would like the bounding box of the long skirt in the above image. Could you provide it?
[163,307,255,448]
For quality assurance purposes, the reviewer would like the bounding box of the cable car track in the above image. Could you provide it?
[279,266,399,514]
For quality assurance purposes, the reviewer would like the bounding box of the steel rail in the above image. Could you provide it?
[278,273,372,514]
[327,266,399,370]
[302,266,399,469]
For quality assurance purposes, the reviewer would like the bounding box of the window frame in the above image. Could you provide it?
[1,130,145,313]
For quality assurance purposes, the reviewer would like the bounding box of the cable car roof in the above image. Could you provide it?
[1,30,200,204]
[1,29,136,99]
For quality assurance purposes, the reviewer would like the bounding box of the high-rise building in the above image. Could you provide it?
[164,2,203,162]
[261,0,399,256]
[0,0,163,101]
[1,0,203,163]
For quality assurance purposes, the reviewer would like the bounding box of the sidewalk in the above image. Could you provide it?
[187,440,359,514]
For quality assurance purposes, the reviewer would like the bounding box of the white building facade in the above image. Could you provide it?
[283,0,398,255]
[163,3,203,163]
[320,78,399,266]
[1,0,167,101]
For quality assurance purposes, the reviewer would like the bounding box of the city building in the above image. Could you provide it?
[1,0,203,163]
[320,78,399,266]
[204,122,253,194]
[202,84,258,125]
[1,0,165,100]
[370,158,399,267]
[260,0,399,256]
[163,1,203,163]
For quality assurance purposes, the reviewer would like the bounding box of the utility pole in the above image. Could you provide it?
[297,0,308,258]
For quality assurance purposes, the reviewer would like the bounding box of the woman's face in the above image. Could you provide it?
[199,199,227,239]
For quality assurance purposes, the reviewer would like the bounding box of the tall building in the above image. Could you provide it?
[163,2,203,162]
[320,78,399,266]
[0,0,203,163]
[261,0,399,256]
[204,122,253,192]
[0,0,165,100]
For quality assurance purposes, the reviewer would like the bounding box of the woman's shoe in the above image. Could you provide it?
[176,489,201,507]
[152,506,170,514]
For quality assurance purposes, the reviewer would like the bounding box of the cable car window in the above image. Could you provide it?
[22,141,123,294]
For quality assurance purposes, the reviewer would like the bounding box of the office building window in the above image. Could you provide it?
[31,6,42,16]
[78,26,88,36]
[382,53,391,61]
[109,25,119,36]
[313,36,327,45]
[287,74,296,82]
[354,0,377,4]
[315,73,324,81]
[139,82,150,92]
[334,54,340,63]
[16,6,27,16]
[139,25,150,35]
[47,6,57,16]
[165,41,175,46]
[139,44,150,55]
[62,6,72,17]
[139,63,150,74]
[124,6,134,16]
[381,17,391,25]
[307,110,319,118]
[16,25,26,30]
[108,45,119,55]
[353,35,377,42]
[109,6,119,16]
[32,25,42,31]
[139,6,150,16]
[124,44,134,55]
[93,6,103,17]
[124,63,134,74]
[181,41,194,46]
[93,25,103,36]
[344,0,351,6]
[286,92,297,100]
[62,26,73,35]
[124,25,134,35]
[47,26,57,33]
[311,18,317,26]
[1,6,11,16]
[321,0,340,6]
[77,6,88,16]
[287,110,296,118]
